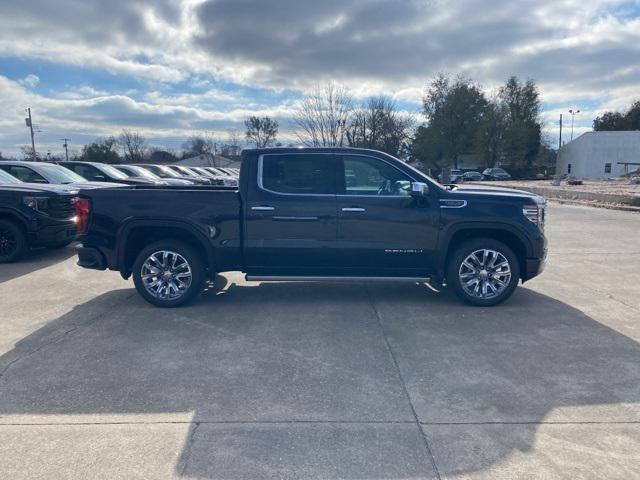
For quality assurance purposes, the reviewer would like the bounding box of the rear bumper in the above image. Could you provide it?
[76,244,107,270]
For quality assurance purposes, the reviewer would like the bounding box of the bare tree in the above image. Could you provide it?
[227,129,242,148]
[182,136,214,157]
[244,116,279,148]
[294,83,354,147]
[118,129,146,163]
[346,95,414,156]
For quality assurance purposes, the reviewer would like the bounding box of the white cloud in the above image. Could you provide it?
[18,74,40,88]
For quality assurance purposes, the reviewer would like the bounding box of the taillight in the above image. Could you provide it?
[73,197,90,234]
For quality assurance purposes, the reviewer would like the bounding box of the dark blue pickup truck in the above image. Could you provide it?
[76,148,547,307]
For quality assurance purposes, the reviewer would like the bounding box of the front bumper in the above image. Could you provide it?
[29,219,77,246]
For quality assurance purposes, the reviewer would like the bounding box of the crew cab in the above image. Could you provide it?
[76,148,547,307]
[0,169,79,262]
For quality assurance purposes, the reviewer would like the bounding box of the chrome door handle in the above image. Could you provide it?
[251,206,275,211]
[342,207,365,212]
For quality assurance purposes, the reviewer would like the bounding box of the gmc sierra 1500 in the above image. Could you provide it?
[75,147,547,307]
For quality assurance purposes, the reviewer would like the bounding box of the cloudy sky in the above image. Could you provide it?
[0,0,639,157]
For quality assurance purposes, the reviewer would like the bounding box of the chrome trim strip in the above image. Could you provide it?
[272,216,319,221]
[251,206,275,211]
[341,207,366,212]
[245,275,431,283]
[439,199,468,209]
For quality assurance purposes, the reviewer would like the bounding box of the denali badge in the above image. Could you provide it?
[385,249,424,254]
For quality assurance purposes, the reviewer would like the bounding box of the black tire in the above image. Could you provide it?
[132,240,205,308]
[46,240,73,250]
[0,219,27,263]
[447,238,520,306]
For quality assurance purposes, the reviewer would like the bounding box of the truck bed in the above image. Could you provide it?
[80,185,242,274]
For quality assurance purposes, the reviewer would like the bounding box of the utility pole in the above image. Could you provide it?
[61,138,70,161]
[558,114,563,149]
[25,108,36,160]
[553,114,563,186]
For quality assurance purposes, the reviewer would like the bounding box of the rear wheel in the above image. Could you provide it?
[0,219,27,263]
[447,238,520,306]
[132,240,205,307]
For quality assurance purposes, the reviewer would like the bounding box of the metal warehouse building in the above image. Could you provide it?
[556,131,640,178]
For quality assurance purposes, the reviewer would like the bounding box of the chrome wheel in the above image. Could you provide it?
[140,250,192,300]
[458,249,511,300]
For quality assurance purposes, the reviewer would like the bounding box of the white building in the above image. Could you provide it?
[556,131,640,178]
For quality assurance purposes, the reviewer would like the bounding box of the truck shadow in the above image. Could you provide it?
[0,280,638,478]
[0,243,76,284]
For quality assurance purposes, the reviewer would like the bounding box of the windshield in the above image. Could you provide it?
[0,169,21,184]
[40,164,87,184]
[96,164,129,179]
[174,166,199,177]
[157,165,181,178]
[125,165,161,180]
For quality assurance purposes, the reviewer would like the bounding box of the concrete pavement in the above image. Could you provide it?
[0,203,639,479]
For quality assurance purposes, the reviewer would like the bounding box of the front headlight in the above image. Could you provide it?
[23,196,50,214]
[523,203,545,230]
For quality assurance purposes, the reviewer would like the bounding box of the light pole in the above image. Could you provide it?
[568,109,580,142]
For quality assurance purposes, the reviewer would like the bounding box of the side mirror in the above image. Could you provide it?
[411,181,429,195]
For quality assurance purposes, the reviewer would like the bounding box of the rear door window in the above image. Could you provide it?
[261,154,336,195]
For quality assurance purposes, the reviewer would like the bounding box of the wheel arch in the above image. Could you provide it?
[117,219,213,279]
[0,208,28,231]
[439,222,532,281]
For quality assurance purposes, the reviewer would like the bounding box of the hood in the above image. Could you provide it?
[162,178,195,186]
[0,183,80,195]
[67,182,129,189]
[449,184,544,202]
[115,177,157,185]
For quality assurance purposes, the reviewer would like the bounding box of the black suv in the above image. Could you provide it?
[0,170,79,262]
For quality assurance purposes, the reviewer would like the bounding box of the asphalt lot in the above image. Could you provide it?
[0,203,639,479]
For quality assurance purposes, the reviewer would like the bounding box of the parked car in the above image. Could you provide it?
[203,167,239,179]
[462,171,484,182]
[76,147,547,308]
[0,175,80,262]
[131,164,209,185]
[58,161,157,185]
[190,167,239,187]
[438,169,464,184]
[113,165,194,186]
[482,167,512,181]
[166,165,214,184]
[0,161,121,189]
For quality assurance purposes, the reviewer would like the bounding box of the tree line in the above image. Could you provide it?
[593,101,640,131]
[226,77,549,173]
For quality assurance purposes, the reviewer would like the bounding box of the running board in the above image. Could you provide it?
[245,275,431,283]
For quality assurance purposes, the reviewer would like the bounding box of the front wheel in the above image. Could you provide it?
[447,238,520,306]
[0,219,27,263]
[132,240,205,307]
